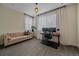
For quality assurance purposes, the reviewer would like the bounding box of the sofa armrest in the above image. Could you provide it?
[3,35,12,46]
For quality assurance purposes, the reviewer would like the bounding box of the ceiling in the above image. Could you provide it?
[1,3,68,16]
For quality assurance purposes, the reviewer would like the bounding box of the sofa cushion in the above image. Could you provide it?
[12,36,28,40]
[8,35,33,44]
[24,31,30,35]
[4,32,33,46]
[6,32,24,38]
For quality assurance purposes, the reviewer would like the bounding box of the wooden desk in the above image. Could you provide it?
[40,32,60,45]
[52,32,60,45]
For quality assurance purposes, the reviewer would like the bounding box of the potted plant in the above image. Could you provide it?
[31,26,37,32]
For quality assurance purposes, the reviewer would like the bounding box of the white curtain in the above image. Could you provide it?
[37,12,56,39]
[25,15,32,32]
[37,12,56,32]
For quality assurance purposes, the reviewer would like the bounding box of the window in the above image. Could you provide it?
[25,15,32,32]
[37,12,56,32]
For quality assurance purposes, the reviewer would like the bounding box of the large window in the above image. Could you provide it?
[25,15,32,32]
[37,12,56,32]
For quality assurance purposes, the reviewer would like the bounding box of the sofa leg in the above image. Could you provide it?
[4,46,7,48]
[0,44,5,49]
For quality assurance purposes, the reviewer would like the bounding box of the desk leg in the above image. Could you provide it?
[42,34,45,41]
[58,36,60,45]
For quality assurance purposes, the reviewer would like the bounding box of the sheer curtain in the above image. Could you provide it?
[24,15,32,32]
[37,12,56,39]
[37,12,56,32]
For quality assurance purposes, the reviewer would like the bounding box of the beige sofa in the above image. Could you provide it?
[3,32,33,46]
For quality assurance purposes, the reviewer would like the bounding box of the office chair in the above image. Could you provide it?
[41,28,59,49]
[42,28,52,41]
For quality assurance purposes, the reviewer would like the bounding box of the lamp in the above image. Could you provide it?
[35,7,38,13]
[35,3,39,13]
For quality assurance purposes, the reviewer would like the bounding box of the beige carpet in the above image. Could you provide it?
[0,39,79,56]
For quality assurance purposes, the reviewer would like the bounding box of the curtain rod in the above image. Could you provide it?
[37,5,66,16]
[24,13,34,18]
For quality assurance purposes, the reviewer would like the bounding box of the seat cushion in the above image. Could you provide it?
[8,35,32,45]
[6,32,24,38]
[9,36,27,41]
[9,35,33,41]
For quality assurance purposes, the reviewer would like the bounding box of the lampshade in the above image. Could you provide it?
[35,7,39,13]
[34,3,39,13]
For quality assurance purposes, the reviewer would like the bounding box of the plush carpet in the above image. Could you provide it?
[0,39,79,56]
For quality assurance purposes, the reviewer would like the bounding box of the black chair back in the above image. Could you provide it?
[42,28,56,40]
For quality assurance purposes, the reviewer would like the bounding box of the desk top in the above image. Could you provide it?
[40,32,60,36]
[52,32,60,36]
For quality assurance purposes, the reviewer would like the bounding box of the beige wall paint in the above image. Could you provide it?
[0,5,25,45]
